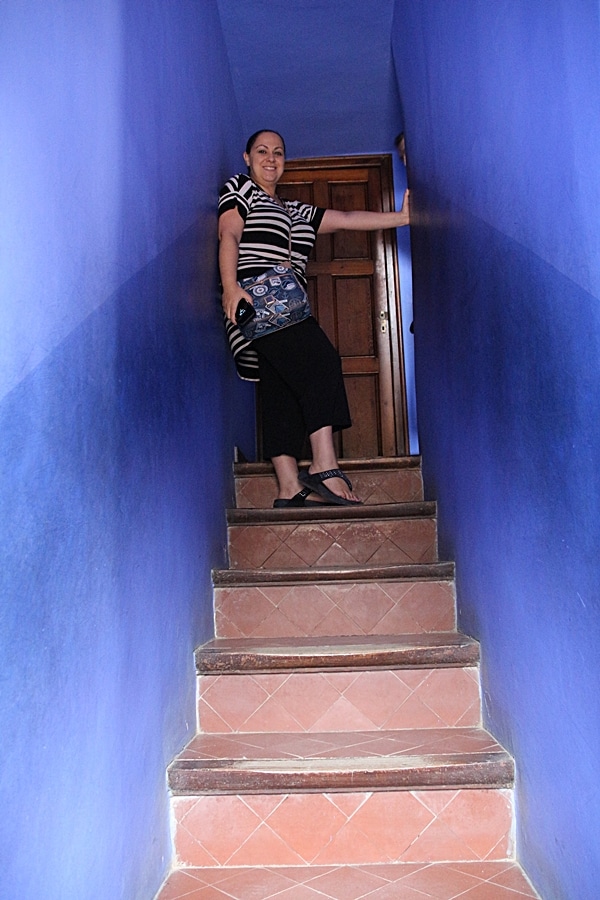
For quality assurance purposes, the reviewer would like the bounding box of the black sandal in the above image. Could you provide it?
[272,486,335,508]
[298,468,362,506]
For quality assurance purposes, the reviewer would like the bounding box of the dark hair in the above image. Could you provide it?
[245,129,286,155]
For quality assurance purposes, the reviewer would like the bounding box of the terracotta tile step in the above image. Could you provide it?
[195,633,479,674]
[168,726,514,795]
[234,456,424,508]
[227,505,438,570]
[213,562,456,638]
[156,861,540,900]
[213,565,457,639]
[214,569,456,639]
[170,787,514,867]
[197,665,480,732]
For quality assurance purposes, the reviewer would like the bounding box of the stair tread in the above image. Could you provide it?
[195,631,478,673]
[227,501,435,525]
[168,726,514,794]
[234,456,422,476]
[166,453,520,871]
[157,862,539,900]
[213,561,454,585]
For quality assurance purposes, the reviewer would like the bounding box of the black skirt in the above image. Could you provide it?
[255,317,352,459]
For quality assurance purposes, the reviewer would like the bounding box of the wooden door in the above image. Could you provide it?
[277,154,408,459]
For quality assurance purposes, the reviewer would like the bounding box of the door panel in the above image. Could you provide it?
[343,377,381,459]
[336,278,374,358]
[275,154,408,459]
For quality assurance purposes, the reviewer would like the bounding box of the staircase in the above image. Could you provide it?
[155,458,539,899]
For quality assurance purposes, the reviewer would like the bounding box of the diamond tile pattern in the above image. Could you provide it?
[197,668,481,732]
[235,466,425,508]
[156,862,540,899]
[215,579,456,638]
[172,789,513,867]
[228,517,437,569]
[174,726,507,765]
[159,458,532,899]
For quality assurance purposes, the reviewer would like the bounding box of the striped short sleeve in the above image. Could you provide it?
[218,173,254,221]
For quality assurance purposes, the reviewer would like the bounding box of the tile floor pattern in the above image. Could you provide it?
[172,789,513,868]
[172,726,505,764]
[235,468,425,508]
[156,861,539,899]
[197,668,481,733]
[227,519,438,569]
[159,459,538,899]
[214,580,456,639]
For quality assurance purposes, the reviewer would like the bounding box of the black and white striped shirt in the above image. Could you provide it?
[218,173,325,288]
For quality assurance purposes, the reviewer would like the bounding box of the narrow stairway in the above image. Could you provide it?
[155,457,540,900]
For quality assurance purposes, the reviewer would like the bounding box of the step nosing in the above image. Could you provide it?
[227,501,436,525]
[168,727,514,795]
[234,456,423,476]
[168,752,514,795]
[196,658,479,674]
[212,562,455,586]
[194,635,479,673]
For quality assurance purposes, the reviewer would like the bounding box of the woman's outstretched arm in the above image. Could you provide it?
[319,189,410,234]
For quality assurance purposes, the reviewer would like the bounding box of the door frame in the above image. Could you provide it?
[258,153,409,459]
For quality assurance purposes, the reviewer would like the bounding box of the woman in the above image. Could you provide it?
[219,129,410,507]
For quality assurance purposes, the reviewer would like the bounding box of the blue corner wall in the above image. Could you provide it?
[392,1,600,896]
[0,3,254,898]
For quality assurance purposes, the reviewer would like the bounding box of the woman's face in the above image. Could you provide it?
[243,131,285,191]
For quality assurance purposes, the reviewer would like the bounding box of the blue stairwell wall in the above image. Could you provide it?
[392,2,600,897]
[0,3,254,898]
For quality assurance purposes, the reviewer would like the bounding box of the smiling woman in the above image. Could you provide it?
[244,129,286,189]
[218,129,410,509]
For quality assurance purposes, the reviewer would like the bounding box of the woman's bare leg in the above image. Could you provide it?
[271,454,304,500]
[308,426,361,502]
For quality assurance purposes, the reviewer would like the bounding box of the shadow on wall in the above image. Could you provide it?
[0,221,255,900]
[0,0,254,896]
[409,182,600,899]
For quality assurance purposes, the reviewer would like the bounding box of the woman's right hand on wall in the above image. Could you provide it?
[400,189,410,225]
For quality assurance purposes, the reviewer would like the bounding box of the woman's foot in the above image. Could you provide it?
[273,487,335,508]
[299,468,362,506]
[307,426,362,504]
[269,454,333,505]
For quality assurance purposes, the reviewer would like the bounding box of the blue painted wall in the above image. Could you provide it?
[6,1,597,895]
[392,1,600,896]
[0,3,254,898]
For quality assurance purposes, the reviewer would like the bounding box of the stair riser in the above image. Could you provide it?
[214,580,456,638]
[159,456,521,896]
[235,469,425,508]
[172,788,514,867]
[227,518,437,569]
[197,668,481,733]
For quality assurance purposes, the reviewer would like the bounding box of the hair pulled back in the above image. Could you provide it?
[245,130,286,155]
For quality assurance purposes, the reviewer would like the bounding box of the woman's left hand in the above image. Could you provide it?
[400,189,410,225]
